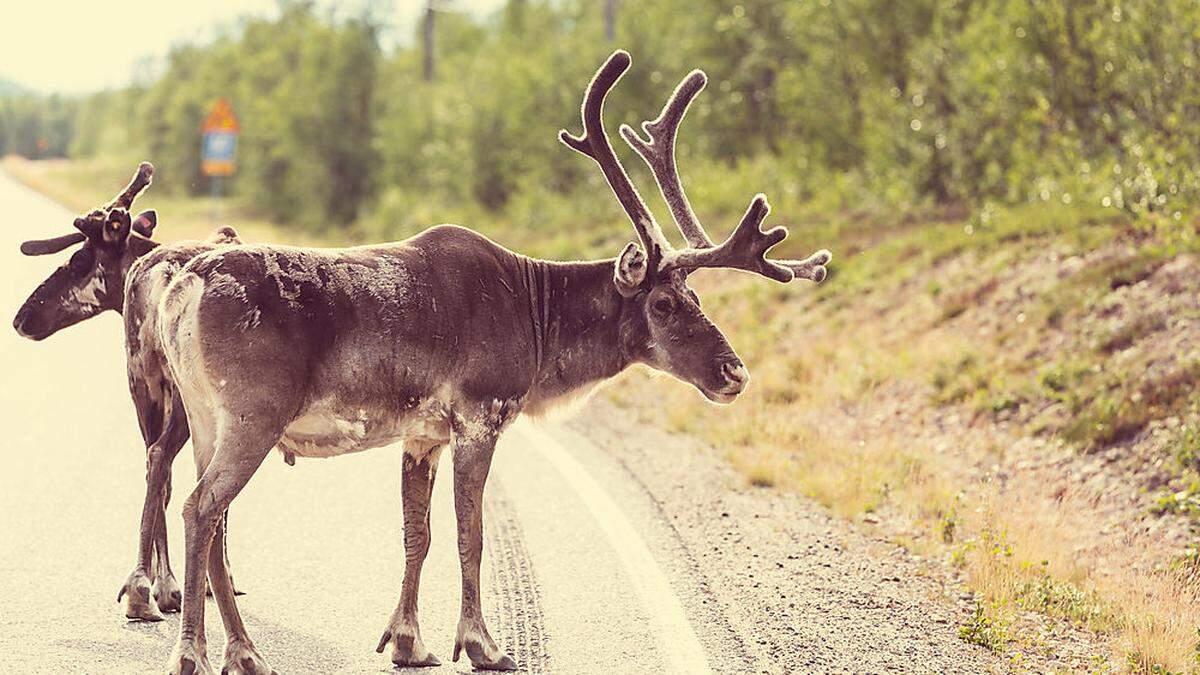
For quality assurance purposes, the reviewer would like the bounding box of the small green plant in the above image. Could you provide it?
[931,352,998,407]
[1038,359,1092,399]
[990,393,1021,415]
[1016,572,1109,630]
[959,606,1008,652]
[1153,485,1200,516]
[1175,405,1200,471]
[1126,651,1185,675]
[940,510,958,544]
[1039,365,1069,394]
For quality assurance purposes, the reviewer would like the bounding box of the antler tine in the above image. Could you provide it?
[107,161,154,211]
[661,195,832,283]
[559,50,673,266]
[619,69,714,249]
[776,249,834,283]
[19,232,86,256]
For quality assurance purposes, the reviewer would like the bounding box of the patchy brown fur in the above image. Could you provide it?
[157,51,831,675]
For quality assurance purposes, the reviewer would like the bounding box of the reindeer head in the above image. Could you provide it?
[561,51,831,403]
[13,162,158,341]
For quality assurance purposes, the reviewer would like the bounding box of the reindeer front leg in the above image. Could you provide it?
[119,388,188,621]
[376,443,444,667]
[450,422,516,671]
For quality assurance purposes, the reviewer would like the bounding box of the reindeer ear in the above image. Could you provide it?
[131,210,157,238]
[102,209,132,245]
[614,242,647,297]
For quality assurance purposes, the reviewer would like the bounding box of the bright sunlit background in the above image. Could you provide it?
[0,1,506,93]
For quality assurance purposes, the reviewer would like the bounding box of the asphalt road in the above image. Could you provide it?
[0,172,727,674]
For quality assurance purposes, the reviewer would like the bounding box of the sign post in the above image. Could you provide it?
[201,99,239,223]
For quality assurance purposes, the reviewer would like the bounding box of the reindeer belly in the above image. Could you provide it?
[277,397,451,460]
[278,408,373,459]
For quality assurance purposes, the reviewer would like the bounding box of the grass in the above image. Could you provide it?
[12,156,1200,672]
[1098,312,1168,354]
[606,199,1200,669]
[1062,362,1200,450]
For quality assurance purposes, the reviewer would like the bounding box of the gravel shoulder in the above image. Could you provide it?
[559,398,1008,673]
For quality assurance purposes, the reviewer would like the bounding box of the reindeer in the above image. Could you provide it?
[155,50,831,674]
[13,162,244,622]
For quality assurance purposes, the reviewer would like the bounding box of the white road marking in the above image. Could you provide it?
[513,420,713,674]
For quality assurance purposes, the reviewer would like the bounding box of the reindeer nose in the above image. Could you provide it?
[13,309,30,337]
[720,359,749,391]
[13,306,45,341]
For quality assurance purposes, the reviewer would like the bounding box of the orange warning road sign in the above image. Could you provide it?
[202,98,240,133]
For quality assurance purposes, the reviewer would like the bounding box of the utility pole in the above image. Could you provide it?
[423,0,436,82]
[605,0,617,42]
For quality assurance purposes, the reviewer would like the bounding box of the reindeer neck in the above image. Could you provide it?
[111,234,160,314]
[523,257,637,405]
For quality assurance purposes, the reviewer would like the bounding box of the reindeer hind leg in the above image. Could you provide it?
[152,389,188,613]
[377,442,445,667]
[169,418,277,675]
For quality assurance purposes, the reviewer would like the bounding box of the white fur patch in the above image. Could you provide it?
[67,267,106,310]
[278,395,451,461]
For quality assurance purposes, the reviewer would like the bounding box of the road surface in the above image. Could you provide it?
[0,170,1000,673]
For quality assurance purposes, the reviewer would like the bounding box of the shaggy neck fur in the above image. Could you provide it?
[111,234,160,314]
[522,257,642,410]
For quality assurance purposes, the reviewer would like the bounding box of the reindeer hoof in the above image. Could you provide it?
[154,574,182,613]
[118,571,163,622]
[376,622,440,667]
[168,640,213,675]
[453,640,517,671]
[220,640,275,675]
[392,633,441,667]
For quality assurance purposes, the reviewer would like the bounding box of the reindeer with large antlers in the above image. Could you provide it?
[13,162,245,622]
[152,50,830,674]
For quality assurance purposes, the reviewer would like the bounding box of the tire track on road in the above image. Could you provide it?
[485,481,550,673]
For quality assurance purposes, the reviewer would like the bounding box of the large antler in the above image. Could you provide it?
[559,51,673,269]
[618,66,831,283]
[562,52,830,285]
[660,195,832,282]
[107,161,154,211]
[19,161,156,256]
[619,70,713,249]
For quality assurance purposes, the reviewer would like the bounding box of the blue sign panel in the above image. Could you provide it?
[202,131,237,161]
[202,131,237,176]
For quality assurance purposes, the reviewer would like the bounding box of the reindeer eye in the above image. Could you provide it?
[652,298,673,315]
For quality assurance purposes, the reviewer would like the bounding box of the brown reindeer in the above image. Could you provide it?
[155,50,831,674]
[13,163,244,622]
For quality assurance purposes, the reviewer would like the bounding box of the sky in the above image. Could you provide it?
[0,0,506,95]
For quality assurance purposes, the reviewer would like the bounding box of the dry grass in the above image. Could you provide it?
[608,217,1200,670]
